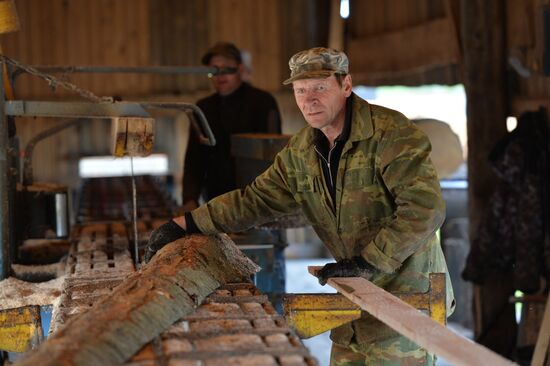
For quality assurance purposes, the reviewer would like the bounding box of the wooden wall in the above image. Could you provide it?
[2,0,328,99]
[3,0,158,99]
[507,0,550,116]
[1,0,325,187]
[346,0,461,86]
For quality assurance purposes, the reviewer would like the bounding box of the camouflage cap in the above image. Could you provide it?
[201,42,242,65]
[283,47,349,85]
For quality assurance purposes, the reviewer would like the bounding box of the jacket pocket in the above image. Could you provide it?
[296,173,314,192]
[344,166,376,188]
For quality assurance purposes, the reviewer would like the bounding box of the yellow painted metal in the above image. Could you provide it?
[285,272,447,338]
[284,294,361,338]
[0,306,43,352]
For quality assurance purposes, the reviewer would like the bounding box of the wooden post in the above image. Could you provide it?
[14,234,259,366]
[461,0,515,356]
[328,0,344,51]
[462,0,508,233]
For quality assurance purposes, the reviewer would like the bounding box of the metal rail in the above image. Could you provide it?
[16,65,237,77]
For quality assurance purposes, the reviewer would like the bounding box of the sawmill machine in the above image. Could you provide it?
[0,51,296,316]
[0,60,221,279]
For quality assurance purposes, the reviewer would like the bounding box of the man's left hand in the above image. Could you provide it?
[143,220,187,263]
[316,256,376,285]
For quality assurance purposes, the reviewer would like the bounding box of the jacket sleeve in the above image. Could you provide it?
[190,151,301,233]
[360,120,446,274]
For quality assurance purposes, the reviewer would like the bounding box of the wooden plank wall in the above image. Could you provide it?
[2,0,156,99]
[347,0,461,86]
[1,0,322,99]
[206,0,282,91]
[507,0,550,116]
[0,0,324,187]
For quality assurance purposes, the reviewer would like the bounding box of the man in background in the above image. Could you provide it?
[182,42,281,208]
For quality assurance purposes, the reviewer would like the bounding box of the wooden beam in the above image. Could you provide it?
[511,97,550,116]
[347,17,460,76]
[531,293,550,366]
[462,1,512,354]
[326,277,517,366]
[15,234,259,366]
[328,0,344,51]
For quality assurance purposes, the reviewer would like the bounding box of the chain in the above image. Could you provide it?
[0,55,113,103]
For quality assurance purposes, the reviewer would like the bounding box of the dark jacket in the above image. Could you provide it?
[183,82,281,203]
[463,109,550,293]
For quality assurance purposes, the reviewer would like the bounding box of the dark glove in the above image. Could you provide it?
[144,220,187,263]
[316,256,377,285]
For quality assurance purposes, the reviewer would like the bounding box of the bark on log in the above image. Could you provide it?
[15,234,259,366]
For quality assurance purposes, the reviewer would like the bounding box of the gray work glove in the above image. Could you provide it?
[144,220,187,263]
[316,256,377,286]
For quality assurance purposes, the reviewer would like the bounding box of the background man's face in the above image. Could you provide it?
[293,75,352,131]
[208,55,242,96]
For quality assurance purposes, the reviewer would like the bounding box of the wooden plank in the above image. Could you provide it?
[326,276,517,366]
[531,293,550,366]
[15,234,259,366]
[512,97,550,116]
[348,17,460,75]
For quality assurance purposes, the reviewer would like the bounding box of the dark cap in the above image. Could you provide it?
[201,42,242,65]
[283,47,349,85]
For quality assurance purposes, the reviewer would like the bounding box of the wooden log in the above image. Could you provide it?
[14,234,259,366]
[326,276,517,366]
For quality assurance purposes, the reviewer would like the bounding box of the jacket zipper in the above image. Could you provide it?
[314,142,338,192]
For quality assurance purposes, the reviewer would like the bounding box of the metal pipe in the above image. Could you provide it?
[139,102,216,146]
[0,63,9,279]
[5,100,216,147]
[22,118,82,186]
[14,65,238,78]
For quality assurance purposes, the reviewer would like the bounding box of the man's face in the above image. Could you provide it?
[208,55,243,96]
[292,75,352,131]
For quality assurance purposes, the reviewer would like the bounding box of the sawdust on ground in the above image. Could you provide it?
[0,276,64,310]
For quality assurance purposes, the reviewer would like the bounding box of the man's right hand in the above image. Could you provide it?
[144,219,187,263]
[316,256,376,285]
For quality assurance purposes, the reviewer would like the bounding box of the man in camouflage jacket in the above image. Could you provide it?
[146,47,454,365]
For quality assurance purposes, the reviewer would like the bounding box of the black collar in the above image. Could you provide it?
[313,95,353,151]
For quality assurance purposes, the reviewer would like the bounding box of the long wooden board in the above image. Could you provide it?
[325,276,517,366]
[531,293,550,366]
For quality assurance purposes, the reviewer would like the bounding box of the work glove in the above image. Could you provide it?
[316,256,377,286]
[144,220,187,263]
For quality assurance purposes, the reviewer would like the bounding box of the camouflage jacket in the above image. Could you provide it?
[191,94,454,346]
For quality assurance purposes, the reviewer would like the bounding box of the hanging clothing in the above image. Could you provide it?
[463,108,550,294]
